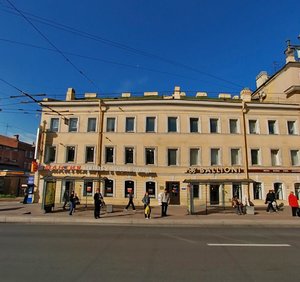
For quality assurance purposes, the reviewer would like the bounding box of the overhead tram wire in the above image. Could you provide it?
[0,77,69,121]
[0,4,243,89]
[0,38,197,81]
[5,0,98,89]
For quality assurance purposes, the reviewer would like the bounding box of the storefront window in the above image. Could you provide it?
[104,179,114,197]
[295,183,300,200]
[83,181,93,196]
[232,183,241,199]
[124,180,134,197]
[274,182,283,200]
[253,182,262,200]
[146,181,156,198]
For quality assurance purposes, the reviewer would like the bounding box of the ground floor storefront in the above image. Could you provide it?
[34,166,300,212]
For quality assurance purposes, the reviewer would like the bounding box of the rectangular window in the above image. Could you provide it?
[45,146,56,163]
[268,120,277,135]
[68,118,78,132]
[106,118,116,132]
[190,118,199,133]
[168,117,177,132]
[145,148,155,165]
[291,150,300,166]
[249,120,258,134]
[229,119,238,134]
[190,148,199,166]
[125,147,134,164]
[231,148,240,165]
[85,146,95,163]
[210,118,219,133]
[87,118,96,132]
[251,149,260,165]
[253,182,262,200]
[105,147,114,163]
[211,148,220,165]
[50,118,59,132]
[168,149,178,166]
[125,117,135,132]
[271,149,280,166]
[83,181,93,197]
[146,117,155,132]
[287,121,296,135]
[66,146,75,162]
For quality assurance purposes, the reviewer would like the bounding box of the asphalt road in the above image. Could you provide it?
[1,224,299,282]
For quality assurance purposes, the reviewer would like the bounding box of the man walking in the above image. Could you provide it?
[161,189,170,217]
[94,188,104,219]
[125,190,136,211]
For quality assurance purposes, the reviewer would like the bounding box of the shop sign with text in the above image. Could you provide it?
[186,167,242,174]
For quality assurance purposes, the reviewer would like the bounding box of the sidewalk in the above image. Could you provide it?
[1,200,300,227]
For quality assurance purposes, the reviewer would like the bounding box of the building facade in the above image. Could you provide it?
[0,134,35,196]
[35,48,300,210]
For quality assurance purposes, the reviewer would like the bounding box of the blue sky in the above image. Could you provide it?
[0,0,299,143]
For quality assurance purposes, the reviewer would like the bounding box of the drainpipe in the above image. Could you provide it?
[97,100,107,192]
[242,101,250,201]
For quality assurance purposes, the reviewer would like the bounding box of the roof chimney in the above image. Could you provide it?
[240,88,252,102]
[256,71,269,88]
[66,88,76,101]
[285,40,296,64]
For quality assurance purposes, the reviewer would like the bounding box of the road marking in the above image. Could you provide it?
[207,243,291,247]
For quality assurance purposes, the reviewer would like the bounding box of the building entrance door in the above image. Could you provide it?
[210,184,219,205]
[166,181,180,205]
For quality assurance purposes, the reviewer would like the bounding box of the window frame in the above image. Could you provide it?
[125,147,134,164]
[106,117,116,132]
[145,147,155,165]
[189,117,199,133]
[210,148,220,166]
[68,118,78,132]
[45,145,56,163]
[66,146,76,163]
[87,117,97,132]
[85,146,95,163]
[168,148,178,166]
[168,117,178,133]
[125,117,135,133]
[105,146,114,163]
[50,118,59,132]
[146,117,156,133]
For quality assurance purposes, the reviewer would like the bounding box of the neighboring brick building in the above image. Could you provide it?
[0,134,35,195]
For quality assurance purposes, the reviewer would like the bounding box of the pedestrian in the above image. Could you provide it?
[288,191,299,217]
[69,191,75,215]
[125,190,136,211]
[22,186,28,204]
[232,196,243,215]
[62,190,69,210]
[265,190,277,213]
[161,189,170,217]
[142,191,151,219]
[94,188,104,219]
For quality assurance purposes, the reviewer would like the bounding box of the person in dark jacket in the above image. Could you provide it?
[62,190,69,210]
[94,188,104,219]
[265,190,277,212]
[142,192,151,219]
[69,191,75,215]
[125,190,135,211]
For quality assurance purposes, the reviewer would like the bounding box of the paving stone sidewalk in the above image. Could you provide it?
[1,199,300,227]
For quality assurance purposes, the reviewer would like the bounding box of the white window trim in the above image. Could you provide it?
[106,116,117,133]
[87,117,97,132]
[209,117,221,134]
[229,118,240,134]
[210,147,221,166]
[167,116,179,133]
[65,145,77,163]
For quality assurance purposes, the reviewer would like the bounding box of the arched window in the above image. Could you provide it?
[146,181,156,198]
[273,183,283,200]
[294,183,300,200]
[253,182,262,200]
[104,179,114,197]
[125,180,134,198]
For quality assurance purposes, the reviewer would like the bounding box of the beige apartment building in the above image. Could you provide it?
[35,46,300,211]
